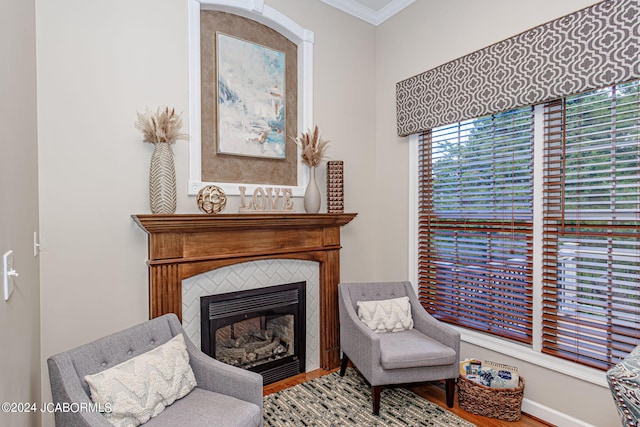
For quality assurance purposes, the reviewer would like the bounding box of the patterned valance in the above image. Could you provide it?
[396,0,640,136]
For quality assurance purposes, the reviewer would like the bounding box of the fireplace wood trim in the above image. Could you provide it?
[133,213,357,370]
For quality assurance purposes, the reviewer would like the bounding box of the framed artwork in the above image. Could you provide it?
[188,2,314,196]
[216,33,286,160]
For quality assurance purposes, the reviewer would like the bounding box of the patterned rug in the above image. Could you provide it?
[263,368,476,426]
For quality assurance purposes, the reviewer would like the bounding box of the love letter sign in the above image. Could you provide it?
[238,186,294,213]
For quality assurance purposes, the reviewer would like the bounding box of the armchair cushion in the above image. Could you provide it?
[84,334,196,427]
[143,388,262,427]
[379,329,457,370]
[356,296,414,333]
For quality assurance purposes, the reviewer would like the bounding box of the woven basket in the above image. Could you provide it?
[457,374,525,421]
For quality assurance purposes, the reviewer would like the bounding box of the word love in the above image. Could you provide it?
[238,186,294,212]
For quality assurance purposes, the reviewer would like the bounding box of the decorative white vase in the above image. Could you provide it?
[304,166,321,213]
[149,142,177,214]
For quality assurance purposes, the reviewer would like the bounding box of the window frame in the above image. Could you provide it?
[541,84,640,370]
[408,79,640,385]
[416,108,535,345]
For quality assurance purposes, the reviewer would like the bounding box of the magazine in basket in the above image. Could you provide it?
[460,359,520,388]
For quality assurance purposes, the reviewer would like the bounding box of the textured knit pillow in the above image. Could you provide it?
[84,334,197,427]
[357,296,414,333]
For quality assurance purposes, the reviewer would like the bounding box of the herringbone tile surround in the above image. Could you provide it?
[182,259,320,370]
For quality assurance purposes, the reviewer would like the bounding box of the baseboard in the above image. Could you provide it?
[522,398,596,427]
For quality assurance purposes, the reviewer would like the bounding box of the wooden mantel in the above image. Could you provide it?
[133,213,357,370]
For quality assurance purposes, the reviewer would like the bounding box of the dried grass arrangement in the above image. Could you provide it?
[294,126,329,167]
[135,106,188,144]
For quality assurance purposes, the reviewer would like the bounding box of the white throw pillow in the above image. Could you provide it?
[84,334,197,427]
[357,296,414,333]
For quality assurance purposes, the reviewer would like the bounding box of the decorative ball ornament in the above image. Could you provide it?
[197,185,227,214]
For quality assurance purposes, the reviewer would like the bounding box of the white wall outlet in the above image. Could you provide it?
[3,250,18,301]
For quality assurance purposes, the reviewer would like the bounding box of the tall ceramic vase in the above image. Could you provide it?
[149,142,177,214]
[304,166,321,213]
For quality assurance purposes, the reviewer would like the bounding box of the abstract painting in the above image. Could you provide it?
[216,33,286,159]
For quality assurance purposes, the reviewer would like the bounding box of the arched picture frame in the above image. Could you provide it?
[188,0,314,196]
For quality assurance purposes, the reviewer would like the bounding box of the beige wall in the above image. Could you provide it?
[0,0,41,426]
[267,0,378,282]
[36,4,185,424]
[35,1,375,425]
[375,1,618,426]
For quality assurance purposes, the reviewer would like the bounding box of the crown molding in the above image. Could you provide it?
[319,0,415,26]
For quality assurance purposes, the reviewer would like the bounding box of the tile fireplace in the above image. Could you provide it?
[132,213,356,370]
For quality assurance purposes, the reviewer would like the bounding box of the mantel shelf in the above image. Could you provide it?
[132,213,357,234]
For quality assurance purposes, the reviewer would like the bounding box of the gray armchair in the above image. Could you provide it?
[47,313,263,427]
[338,281,460,415]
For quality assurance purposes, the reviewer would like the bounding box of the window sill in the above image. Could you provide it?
[454,326,609,388]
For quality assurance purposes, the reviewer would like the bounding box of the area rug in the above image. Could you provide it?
[263,368,476,426]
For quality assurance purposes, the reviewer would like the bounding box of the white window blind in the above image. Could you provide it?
[542,80,640,370]
[418,107,534,344]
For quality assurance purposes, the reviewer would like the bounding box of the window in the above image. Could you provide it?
[418,107,534,344]
[418,80,640,370]
[542,81,640,370]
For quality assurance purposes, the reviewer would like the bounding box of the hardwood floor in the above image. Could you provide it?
[264,368,552,427]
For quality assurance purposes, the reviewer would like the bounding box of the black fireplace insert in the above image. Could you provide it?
[200,281,306,385]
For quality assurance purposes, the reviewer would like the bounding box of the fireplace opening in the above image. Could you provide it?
[200,281,306,385]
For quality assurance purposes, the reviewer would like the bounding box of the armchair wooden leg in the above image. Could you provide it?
[445,378,455,408]
[372,385,382,415]
[340,353,349,377]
